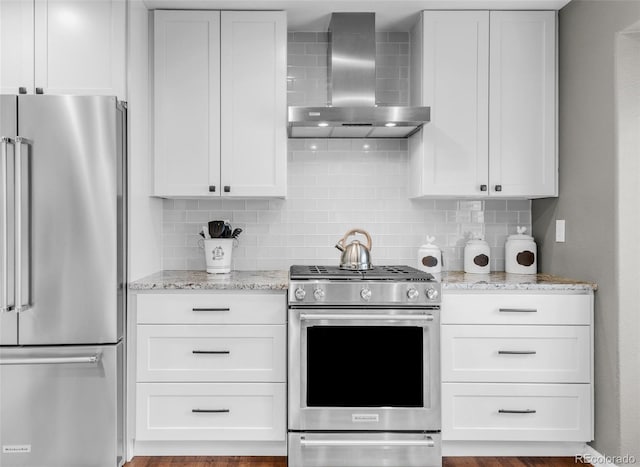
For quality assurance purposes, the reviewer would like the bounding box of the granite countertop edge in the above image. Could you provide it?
[129,270,597,292]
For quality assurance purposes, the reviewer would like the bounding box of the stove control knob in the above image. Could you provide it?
[360,287,372,301]
[407,288,420,300]
[425,288,439,300]
[313,288,325,301]
[294,287,306,301]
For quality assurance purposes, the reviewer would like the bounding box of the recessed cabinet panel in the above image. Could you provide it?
[153,10,286,198]
[34,0,126,96]
[0,0,34,94]
[410,11,489,197]
[137,324,286,382]
[410,10,557,199]
[136,382,286,441]
[153,11,221,197]
[220,11,287,197]
[0,0,125,97]
[442,325,590,383]
[489,11,557,197]
[442,383,591,441]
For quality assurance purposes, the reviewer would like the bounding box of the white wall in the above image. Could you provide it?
[128,0,162,281]
[615,24,640,460]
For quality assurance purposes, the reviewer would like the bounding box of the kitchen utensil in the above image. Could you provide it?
[464,235,490,274]
[418,235,442,274]
[231,228,243,239]
[505,226,537,274]
[335,228,373,270]
[208,220,225,238]
[221,221,232,238]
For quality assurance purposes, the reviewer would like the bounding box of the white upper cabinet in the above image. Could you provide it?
[220,11,287,198]
[0,0,35,94]
[410,10,557,199]
[409,11,489,198]
[153,11,221,197]
[153,10,287,198]
[0,0,126,98]
[489,11,557,198]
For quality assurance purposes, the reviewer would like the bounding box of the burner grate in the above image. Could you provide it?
[289,265,435,281]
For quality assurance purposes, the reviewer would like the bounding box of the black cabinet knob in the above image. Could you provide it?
[480,184,487,192]
[35,87,44,94]
[223,186,231,193]
[18,87,27,94]
[208,185,216,192]
[495,184,502,192]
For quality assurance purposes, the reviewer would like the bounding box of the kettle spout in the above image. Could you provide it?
[335,242,345,252]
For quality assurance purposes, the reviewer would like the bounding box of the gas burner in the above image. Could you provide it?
[288,265,440,307]
[289,265,436,281]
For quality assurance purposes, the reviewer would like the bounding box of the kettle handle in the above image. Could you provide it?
[340,229,372,251]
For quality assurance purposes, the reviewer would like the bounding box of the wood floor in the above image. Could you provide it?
[124,456,590,467]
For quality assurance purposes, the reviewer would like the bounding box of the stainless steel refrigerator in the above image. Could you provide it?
[0,95,126,467]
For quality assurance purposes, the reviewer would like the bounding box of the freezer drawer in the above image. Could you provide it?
[0,343,123,467]
[288,432,441,467]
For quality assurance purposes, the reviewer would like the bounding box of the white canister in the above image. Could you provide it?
[505,226,537,274]
[464,237,491,274]
[203,238,234,274]
[417,236,442,273]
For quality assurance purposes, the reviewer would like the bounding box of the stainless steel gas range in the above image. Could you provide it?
[288,265,442,467]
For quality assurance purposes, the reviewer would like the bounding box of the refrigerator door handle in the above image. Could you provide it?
[1,137,14,313]
[0,354,101,365]
[14,137,30,313]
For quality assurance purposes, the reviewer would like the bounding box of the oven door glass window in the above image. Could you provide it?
[306,325,423,407]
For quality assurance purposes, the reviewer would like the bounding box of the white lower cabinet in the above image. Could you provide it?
[136,382,285,441]
[441,291,594,449]
[133,292,287,452]
[442,383,591,442]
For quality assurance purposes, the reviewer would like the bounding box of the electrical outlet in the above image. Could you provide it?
[556,220,566,242]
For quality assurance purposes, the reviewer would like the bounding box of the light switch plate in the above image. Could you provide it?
[556,219,566,242]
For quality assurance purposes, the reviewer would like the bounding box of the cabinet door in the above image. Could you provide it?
[220,11,287,197]
[409,11,489,198]
[153,11,221,197]
[489,11,557,198]
[33,0,126,98]
[0,0,34,94]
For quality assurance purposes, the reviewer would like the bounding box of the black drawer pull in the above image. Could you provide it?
[498,409,536,414]
[498,350,537,355]
[192,307,230,312]
[192,409,230,413]
[499,308,537,313]
[192,350,230,355]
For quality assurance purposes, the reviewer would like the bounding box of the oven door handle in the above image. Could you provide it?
[300,437,436,448]
[299,313,434,321]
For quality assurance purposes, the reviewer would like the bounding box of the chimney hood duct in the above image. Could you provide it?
[288,12,430,139]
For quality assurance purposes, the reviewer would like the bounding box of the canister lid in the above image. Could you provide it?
[419,235,440,250]
[507,226,535,241]
[465,234,489,246]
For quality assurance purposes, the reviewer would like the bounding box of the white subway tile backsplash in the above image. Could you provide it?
[160,32,531,272]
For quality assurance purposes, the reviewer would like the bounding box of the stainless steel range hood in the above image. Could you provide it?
[288,12,430,139]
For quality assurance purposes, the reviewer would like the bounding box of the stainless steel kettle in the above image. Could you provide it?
[335,229,373,270]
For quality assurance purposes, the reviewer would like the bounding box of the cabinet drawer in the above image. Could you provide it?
[442,383,592,441]
[442,325,590,383]
[136,382,286,441]
[136,293,285,324]
[137,325,286,382]
[442,293,592,325]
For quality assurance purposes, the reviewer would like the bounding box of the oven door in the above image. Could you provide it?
[288,307,440,431]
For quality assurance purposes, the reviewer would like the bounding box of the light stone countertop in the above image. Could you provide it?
[129,270,596,292]
[440,271,597,291]
[129,270,289,291]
